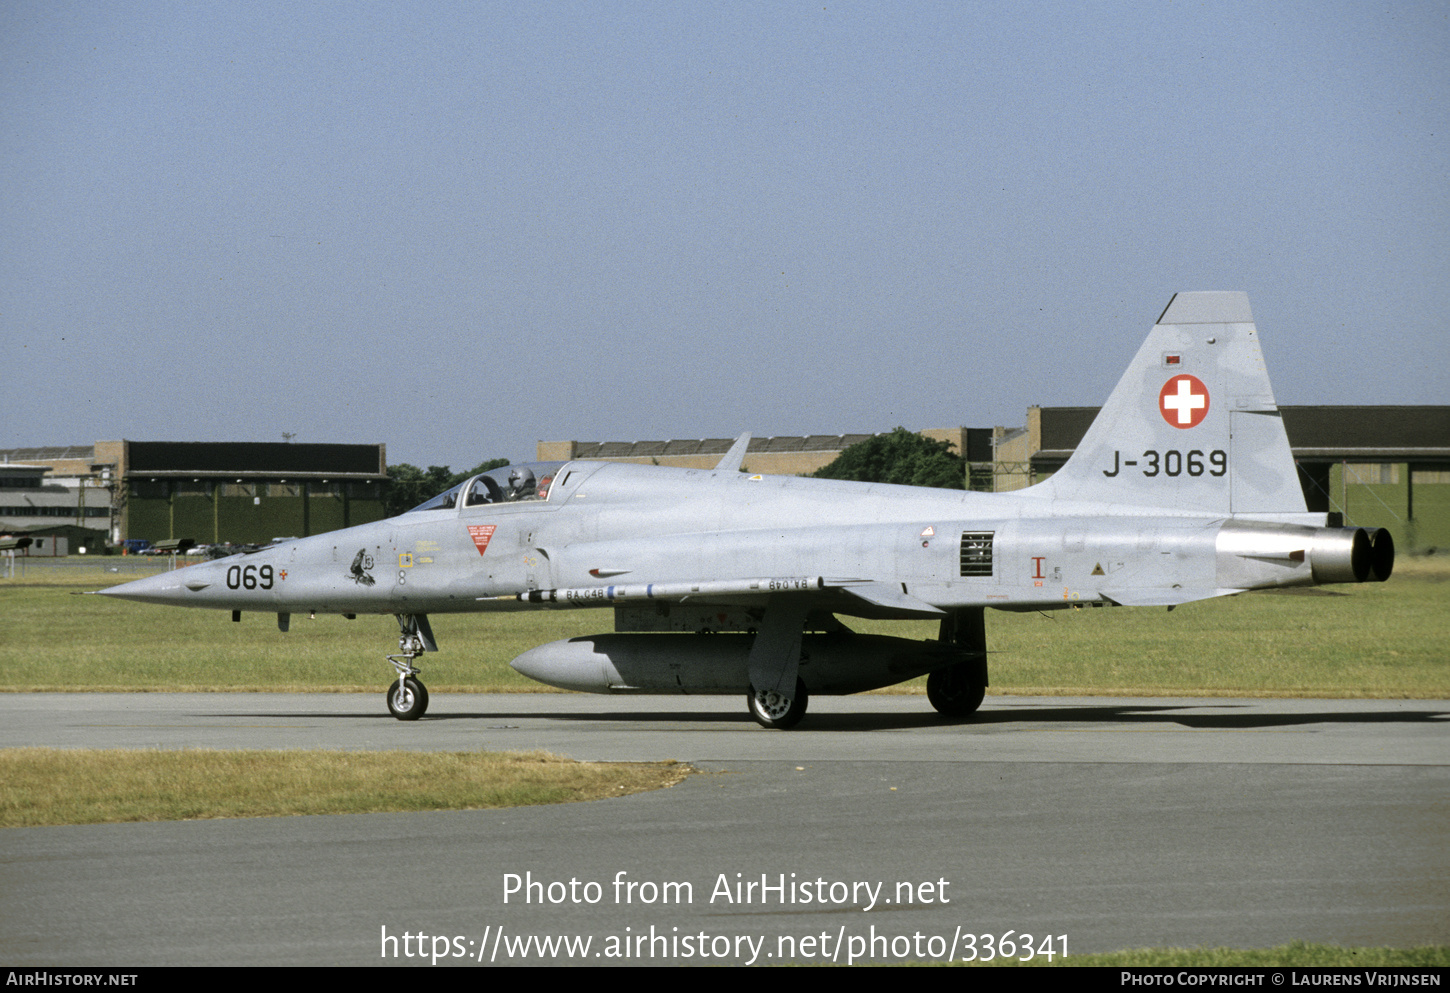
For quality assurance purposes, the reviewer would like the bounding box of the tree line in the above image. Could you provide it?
[382,458,509,516]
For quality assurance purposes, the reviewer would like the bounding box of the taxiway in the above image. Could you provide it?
[1,692,1446,965]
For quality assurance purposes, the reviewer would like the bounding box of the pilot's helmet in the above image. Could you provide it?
[507,467,536,495]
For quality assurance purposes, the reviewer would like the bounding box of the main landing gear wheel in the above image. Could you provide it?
[387,676,429,720]
[927,665,985,717]
[747,678,808,730]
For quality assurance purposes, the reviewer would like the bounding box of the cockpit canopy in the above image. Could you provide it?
[405,462,567,513]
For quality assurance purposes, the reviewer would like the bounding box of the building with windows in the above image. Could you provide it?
[0,441,388,550]
[0,451,113,553]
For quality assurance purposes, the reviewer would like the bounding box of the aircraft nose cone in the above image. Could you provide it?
[96,569,197,606]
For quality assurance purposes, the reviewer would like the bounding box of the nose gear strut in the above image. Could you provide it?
[385,614,436,720]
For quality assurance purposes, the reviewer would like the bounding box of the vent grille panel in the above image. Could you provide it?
[960,532,994,577]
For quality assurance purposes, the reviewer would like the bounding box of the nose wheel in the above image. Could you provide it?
[384,613,436,721]
[386,675,429,720]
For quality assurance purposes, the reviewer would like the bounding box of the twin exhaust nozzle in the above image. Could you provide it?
[1309,526,1395,584]
[1218,521,1394,589]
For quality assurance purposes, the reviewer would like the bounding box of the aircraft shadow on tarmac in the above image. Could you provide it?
[212,701,1450,732]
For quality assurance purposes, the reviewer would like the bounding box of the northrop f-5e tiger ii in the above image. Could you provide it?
[98,293,1393,728]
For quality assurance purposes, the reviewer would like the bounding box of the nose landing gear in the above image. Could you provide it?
[385,614,436,720]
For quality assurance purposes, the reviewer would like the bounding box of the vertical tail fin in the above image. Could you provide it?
[1040,292,1307,516]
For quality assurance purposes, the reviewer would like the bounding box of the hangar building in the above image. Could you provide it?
[0,441,388,549]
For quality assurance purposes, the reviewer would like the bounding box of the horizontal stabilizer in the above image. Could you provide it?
[1099,588,1235,607]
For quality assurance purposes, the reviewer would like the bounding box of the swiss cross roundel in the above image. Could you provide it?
[1159,374,1210,428]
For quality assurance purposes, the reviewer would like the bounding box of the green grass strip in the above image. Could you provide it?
[0,747,691,827]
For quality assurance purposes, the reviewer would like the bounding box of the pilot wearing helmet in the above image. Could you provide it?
[506,467,536,501]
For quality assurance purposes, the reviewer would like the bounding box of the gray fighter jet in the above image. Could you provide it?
[98,292,1393,728]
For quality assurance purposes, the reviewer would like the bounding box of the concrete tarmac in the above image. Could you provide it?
[1,692,1446,966]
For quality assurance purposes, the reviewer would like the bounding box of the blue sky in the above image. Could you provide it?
[3,1,1446,470]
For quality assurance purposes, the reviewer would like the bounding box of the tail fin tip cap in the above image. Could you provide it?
[1157,291,1254,326]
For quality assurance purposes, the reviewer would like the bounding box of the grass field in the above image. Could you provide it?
[0,747,690,827]
[2,556,1446,695]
